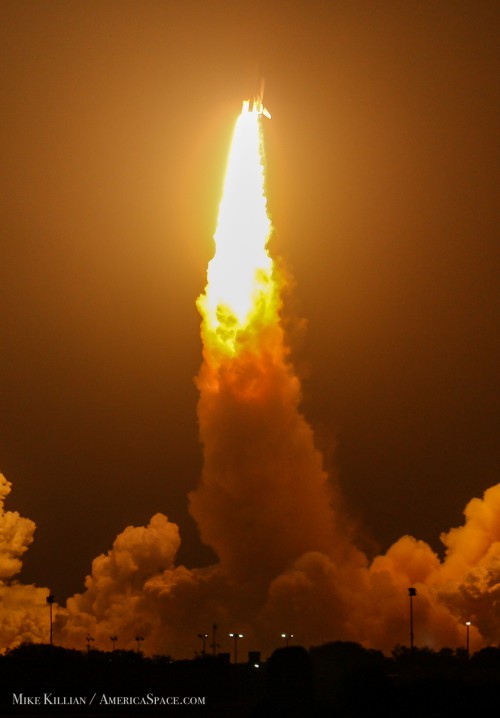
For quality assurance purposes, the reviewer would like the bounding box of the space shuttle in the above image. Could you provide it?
[243,78,271,119]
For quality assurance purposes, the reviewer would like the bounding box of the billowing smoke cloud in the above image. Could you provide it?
[50,271,500,657]
[2,394,500,657]
[0,473,50,649]
[190,313,361,588]
[0,474,35,580]
[2,261,500,656]
[436,484,500,644]
[58,513,185,653]
[1,108,499,657]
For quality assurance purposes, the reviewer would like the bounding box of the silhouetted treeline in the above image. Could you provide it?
[1,641,500,716]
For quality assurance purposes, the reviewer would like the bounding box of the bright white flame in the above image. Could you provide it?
[198,107,273,350]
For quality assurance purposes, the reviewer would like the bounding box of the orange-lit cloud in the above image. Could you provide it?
[0,474,49,649]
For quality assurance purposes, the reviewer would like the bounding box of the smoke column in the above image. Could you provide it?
[2,104,500,657]
[189,105,359,588]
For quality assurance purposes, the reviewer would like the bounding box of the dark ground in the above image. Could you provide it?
[1,641,499,717]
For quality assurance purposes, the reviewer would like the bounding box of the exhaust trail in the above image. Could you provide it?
[190,104,354,586]
[2,102,500,658]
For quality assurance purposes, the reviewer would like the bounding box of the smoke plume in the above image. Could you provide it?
[49,262,500,656]
[2,106,500,658]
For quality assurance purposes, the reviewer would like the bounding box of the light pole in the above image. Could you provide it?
[110,635,118,651]
[46,594,56,646]
[466,621,471,658]
[408,587,417,652]
[135,635,144,653]
[198,633,208,655]
[281,633,294,648]
[85,634,95,653]
[229,633,244,664]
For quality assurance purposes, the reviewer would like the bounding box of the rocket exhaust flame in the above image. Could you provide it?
[197,108,274,354]
[1,102,500,658]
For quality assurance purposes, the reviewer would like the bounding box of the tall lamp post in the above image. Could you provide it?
[281,633,294,648]
[198,633,208,655]
[229,633,244,664]
[466,621,471,658]
[135,635,144,653]
[408,587,417,652]
[110,635,118,651]
[46,594,56,646]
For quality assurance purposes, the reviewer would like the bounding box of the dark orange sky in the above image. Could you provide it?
[0,0,498,600]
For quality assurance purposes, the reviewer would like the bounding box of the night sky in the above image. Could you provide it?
[1,0,498,602]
